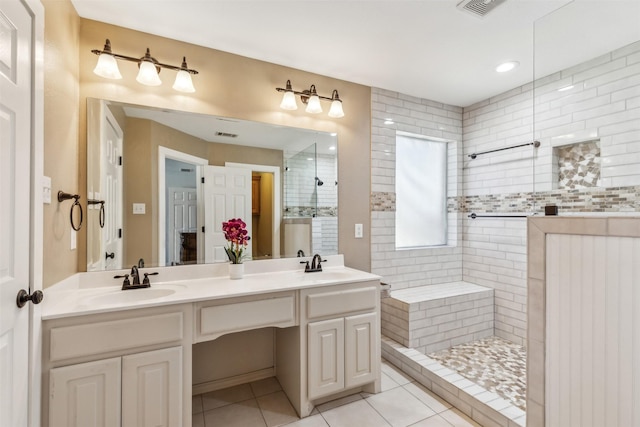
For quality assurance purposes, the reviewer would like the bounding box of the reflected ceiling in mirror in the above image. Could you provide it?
[86,98,338,272]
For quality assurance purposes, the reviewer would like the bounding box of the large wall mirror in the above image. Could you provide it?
[86,98,338,271]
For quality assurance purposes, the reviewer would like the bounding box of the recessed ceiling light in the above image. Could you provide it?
[558,85,574,92]
[330,132,337,136]
[495,61,519,73]
[329,146,336,150]
[384,118,394,125]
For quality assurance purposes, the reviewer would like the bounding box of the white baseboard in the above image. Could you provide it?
[192,367,275,395]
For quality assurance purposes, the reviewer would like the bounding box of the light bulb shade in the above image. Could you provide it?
[328,99,344,118]
[305,95,323,114]
[136,61,162,86]
[280,91,298,110]
[93,54,122,79]
[173,70,196,93]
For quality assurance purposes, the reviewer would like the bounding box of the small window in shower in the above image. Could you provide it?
[395,132,448,249]
[553,140,601,189]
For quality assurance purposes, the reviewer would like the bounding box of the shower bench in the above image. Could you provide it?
[381,281,494,354]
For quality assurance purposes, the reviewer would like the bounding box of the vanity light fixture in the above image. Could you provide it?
[91,39,198,93]
[276,80,345,118]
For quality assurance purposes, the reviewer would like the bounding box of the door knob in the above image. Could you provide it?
[16,289,44,308]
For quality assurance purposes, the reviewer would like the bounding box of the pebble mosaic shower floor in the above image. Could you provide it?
[428,336,527,411]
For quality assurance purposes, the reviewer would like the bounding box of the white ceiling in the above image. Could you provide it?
[71,0,640,107]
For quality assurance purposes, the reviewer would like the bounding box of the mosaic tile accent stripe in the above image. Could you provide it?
[283,206,337,217]
[372,185,640,214]
[371,191,395,211]
[463,185,640,213]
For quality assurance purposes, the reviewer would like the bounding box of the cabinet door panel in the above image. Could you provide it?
[49,357,121,427]
[122,346,183,427]
[345,312,377,388]
[308,318,344,399]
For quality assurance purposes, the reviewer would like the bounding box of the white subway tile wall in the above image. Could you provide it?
[371,88,464,291]
[463,40,640,196]
[373,41,640,347]
[381,282,494,354]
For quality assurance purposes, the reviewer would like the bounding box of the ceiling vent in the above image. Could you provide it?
[215,131,238,138]
[457,0,507,18]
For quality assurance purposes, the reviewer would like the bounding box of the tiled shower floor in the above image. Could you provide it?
[428,336,527,411]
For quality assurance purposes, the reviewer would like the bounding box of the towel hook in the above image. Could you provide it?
[58,191,83,231]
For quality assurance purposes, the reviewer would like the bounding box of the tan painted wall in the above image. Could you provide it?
[43,0,81,287]
[44,6,372,284]
[43,0,372,390]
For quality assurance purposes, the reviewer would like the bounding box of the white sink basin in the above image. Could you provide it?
[87,287,180,306]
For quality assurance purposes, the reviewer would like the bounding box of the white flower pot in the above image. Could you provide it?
[228,263,244,280]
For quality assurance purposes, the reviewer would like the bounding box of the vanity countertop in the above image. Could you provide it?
[42,256,381,320]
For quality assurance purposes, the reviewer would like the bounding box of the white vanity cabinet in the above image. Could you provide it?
[49,346,182,427]
[303,282,380,400]
[42,263,382,425]
[49,357,122,426]
[42,304,192,427]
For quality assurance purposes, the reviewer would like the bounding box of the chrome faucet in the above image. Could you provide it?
[297,249,305,257]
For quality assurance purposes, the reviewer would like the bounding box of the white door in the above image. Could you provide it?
[0,0,39,425]
[101,103,123,270]
[122,347,183,427]
[49,358,122,427]
[167,187,197,265]
[203,166,252,263]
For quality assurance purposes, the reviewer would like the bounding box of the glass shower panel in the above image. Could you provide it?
[284,142,318,217]
[533,2,640,199]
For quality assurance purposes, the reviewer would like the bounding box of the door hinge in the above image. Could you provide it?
[118,228,122,238]
[201,177,205,184]
[201,226,205,233]
[119,156,123,166]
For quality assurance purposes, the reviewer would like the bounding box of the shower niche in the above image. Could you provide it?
[283,142,338,258]
[552,140,601,190]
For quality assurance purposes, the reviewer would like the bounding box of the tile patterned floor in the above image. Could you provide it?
[428,336,527,411]
[192,361,482,427]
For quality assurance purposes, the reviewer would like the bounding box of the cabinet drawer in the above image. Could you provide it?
[306,286,377,320]
[196,293,296,342]
[49,312,184,362]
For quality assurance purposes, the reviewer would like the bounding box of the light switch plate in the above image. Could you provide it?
[355,223,363,238]
[42,176,51,204]
[133,203,146,214]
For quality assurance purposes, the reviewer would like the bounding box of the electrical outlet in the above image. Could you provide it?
[133,203,146,214]
[355,223,363,238]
